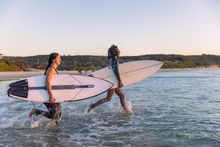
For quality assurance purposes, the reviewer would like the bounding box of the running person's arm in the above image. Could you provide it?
[112,57,123,88]
[113,65,121,82]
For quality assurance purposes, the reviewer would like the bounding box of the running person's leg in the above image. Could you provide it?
[44,103,61,119]
[53,103,62,120]
[29,103,50,118]
[115,88,133,114]
[29,103,60,119]
[87,89,115,113]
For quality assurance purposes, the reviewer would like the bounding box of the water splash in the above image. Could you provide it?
[126,100,134,114]
[1,70,220,146]
[0,81,13,96]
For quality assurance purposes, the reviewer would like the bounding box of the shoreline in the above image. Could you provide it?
[0,67,219,81]
[0,70,80,81]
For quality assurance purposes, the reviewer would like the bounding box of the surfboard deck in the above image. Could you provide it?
[7,74,113,103]
[91,60,163,88]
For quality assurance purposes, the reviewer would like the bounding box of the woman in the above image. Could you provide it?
[87,45,133,114]
[29,53,62,121]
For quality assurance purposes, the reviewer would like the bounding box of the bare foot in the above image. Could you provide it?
[126,109,134,115]
[86,104,93,113]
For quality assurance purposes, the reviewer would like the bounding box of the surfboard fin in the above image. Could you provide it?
[8,80,29,98]
[9,79,28,88]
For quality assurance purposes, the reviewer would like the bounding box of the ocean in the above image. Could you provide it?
[1,69,220,147]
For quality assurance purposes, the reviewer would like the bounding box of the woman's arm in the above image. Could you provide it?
[113,65,121,82]
[45,67,56,103]
[111,57,121,82]
[112,61,123,88]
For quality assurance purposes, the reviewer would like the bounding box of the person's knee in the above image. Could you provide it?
[99,97,111,103]
[116,91,124,98]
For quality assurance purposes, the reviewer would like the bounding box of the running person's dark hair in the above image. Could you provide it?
[107,45,118,59]
[44,53,59,75]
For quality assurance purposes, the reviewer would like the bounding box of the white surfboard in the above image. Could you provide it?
[91,60,163,88]
[7,74,113,103]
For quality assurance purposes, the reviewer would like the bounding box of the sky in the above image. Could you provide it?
[0,0,220,56]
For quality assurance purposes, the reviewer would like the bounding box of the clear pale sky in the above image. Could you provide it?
[0,0,220,56]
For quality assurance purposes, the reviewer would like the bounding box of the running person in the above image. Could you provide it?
[29,53,62,121]
[87,45,133,114]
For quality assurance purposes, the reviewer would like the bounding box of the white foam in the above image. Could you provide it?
[31,116,45,128]
[0,81,11,96]
[0,112,29,128]
[126,101,134,114]
[84,105,95,115]
[46,120,59,128]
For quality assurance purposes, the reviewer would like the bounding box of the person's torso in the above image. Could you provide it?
[110,56,119,69]
[46,66,59,75]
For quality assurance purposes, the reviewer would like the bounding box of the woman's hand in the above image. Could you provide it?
[49,96,56,103]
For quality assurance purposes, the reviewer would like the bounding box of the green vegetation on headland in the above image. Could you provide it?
[0,58,23,71]
[1,54,220,71]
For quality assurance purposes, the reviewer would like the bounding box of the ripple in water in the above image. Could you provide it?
[1,69,220,146]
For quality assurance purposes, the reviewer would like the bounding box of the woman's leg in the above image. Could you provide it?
[44,103,61,119]
[53,103,62,120]
[29,104,49,118]
[29,103,61,119]
[87,89,115,113]
[115,88,133,114]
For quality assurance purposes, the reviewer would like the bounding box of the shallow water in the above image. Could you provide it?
[1,69,220,147]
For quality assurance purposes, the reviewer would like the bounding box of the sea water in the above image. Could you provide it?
[1,69,220,146]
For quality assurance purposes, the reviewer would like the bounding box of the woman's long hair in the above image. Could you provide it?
[44,53,59,75]
[107,45,118,59]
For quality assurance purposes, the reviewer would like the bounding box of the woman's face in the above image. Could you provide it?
[54,55,62,66]
[115,48,120,57]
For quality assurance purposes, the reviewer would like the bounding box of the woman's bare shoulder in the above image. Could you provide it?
[46,66,56,75]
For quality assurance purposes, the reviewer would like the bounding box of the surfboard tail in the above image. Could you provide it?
[8,80,29,98]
